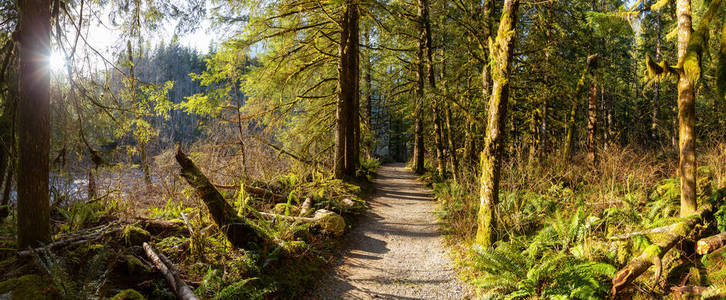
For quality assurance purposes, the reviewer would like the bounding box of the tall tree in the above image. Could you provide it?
[475,0,519,248]
[334,0,360,179]
[676,0,696,216]
[17,0,51,248]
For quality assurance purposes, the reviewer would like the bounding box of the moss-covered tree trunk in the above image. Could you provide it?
[676,0,696,216]
[475,0,519,248]
[562,54,597,163]
[651,8,662,142]
[17,0,51,248]
[175,147,272,250]
[334,0,360,179]
[587,79,598,164]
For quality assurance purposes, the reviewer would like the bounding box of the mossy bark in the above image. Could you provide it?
[475,0,519,249]
[587,79,598,164]
[175,146,272,250]
[611,203,712,295]
[17,0,51,248]
[676,0,696,217]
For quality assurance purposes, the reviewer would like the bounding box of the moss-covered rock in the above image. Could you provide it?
[122,224,151,246]
[122,254,153,274]
[313,209,346,237]
[110,289,146,300]
[273,203,300,216]
[0,274,58,300]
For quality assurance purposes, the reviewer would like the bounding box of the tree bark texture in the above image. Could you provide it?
[676,0,696,217]
[334,1,360,179]
[475,0,519,248]
[175,146,273,250]
[17,0,51,248]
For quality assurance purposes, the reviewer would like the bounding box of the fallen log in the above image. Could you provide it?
[258,209,346,237]
[142,242,198,300]
[17,224,121,257]
[671,285,707,298]
[696,232,726,255]
[608,224,675,240]
[213,183,286,202]
[175,145,273,250]
[611,204,712,295]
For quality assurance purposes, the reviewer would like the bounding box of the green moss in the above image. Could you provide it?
[110,289,146,300]
[122,224,151,246]
[273,203,300,216]
[313,210,346,237]
[123,254,152,274]
[0,274,58,300]
[643,244,663,261]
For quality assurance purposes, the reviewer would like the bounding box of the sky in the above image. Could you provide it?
[51,0,220,73]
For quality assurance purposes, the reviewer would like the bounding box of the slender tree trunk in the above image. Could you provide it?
[17,0,51,248]
[475,0,519,248]
[587,79,598,164]
[127,42,152,188]
[334,1,360,179]
[412,2,427,174]
[651,9,662,142]
[419,0,445,178]
[363,27,373,159]
[445,102,458,183]
[676,0,696,216]
[563,54,597,162]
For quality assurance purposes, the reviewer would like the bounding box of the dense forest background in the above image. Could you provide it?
[1,0,726,298]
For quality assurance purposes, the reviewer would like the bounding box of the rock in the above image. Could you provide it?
[121,225,151,246]
[313,209,346,237]
[110,289,146,300]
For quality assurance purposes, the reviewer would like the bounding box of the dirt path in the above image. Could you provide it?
[310,163,473,299]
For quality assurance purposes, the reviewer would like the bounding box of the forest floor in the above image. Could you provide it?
[310,163,472,299]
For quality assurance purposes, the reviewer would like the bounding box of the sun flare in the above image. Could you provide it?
[49,51,66,72]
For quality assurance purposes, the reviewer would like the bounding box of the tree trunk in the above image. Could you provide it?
[175,146,273,250]
[419,0,445,178]
[696,232,726,255]
[563,54,597,162]
[334,1,360,179]
[17,0,51,248]
[363,27,373,158]
[412,2,426,174]
[587,79,598,164]
[475,0,519,248]
[445,102,458,183]
[651,9,662,142]
[676,0,696,217]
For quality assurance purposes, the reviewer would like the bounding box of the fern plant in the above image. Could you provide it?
[474,238,615,299]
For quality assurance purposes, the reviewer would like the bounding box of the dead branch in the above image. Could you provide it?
[142,242,198,300]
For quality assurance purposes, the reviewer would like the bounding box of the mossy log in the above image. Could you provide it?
[213,183,286,202]
[611,204,712,295]
[696,232,726,255]
[17,224,120,257]
[142,242,198,300]
[175,145,273,250]
[258,209,346,237]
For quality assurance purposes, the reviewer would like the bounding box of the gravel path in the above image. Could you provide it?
[310,163,473,299]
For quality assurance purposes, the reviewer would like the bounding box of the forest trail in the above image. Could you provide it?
[311,163,472,299]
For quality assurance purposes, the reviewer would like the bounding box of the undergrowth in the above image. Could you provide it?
[426,143,726,299]
[0,144,380,299]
